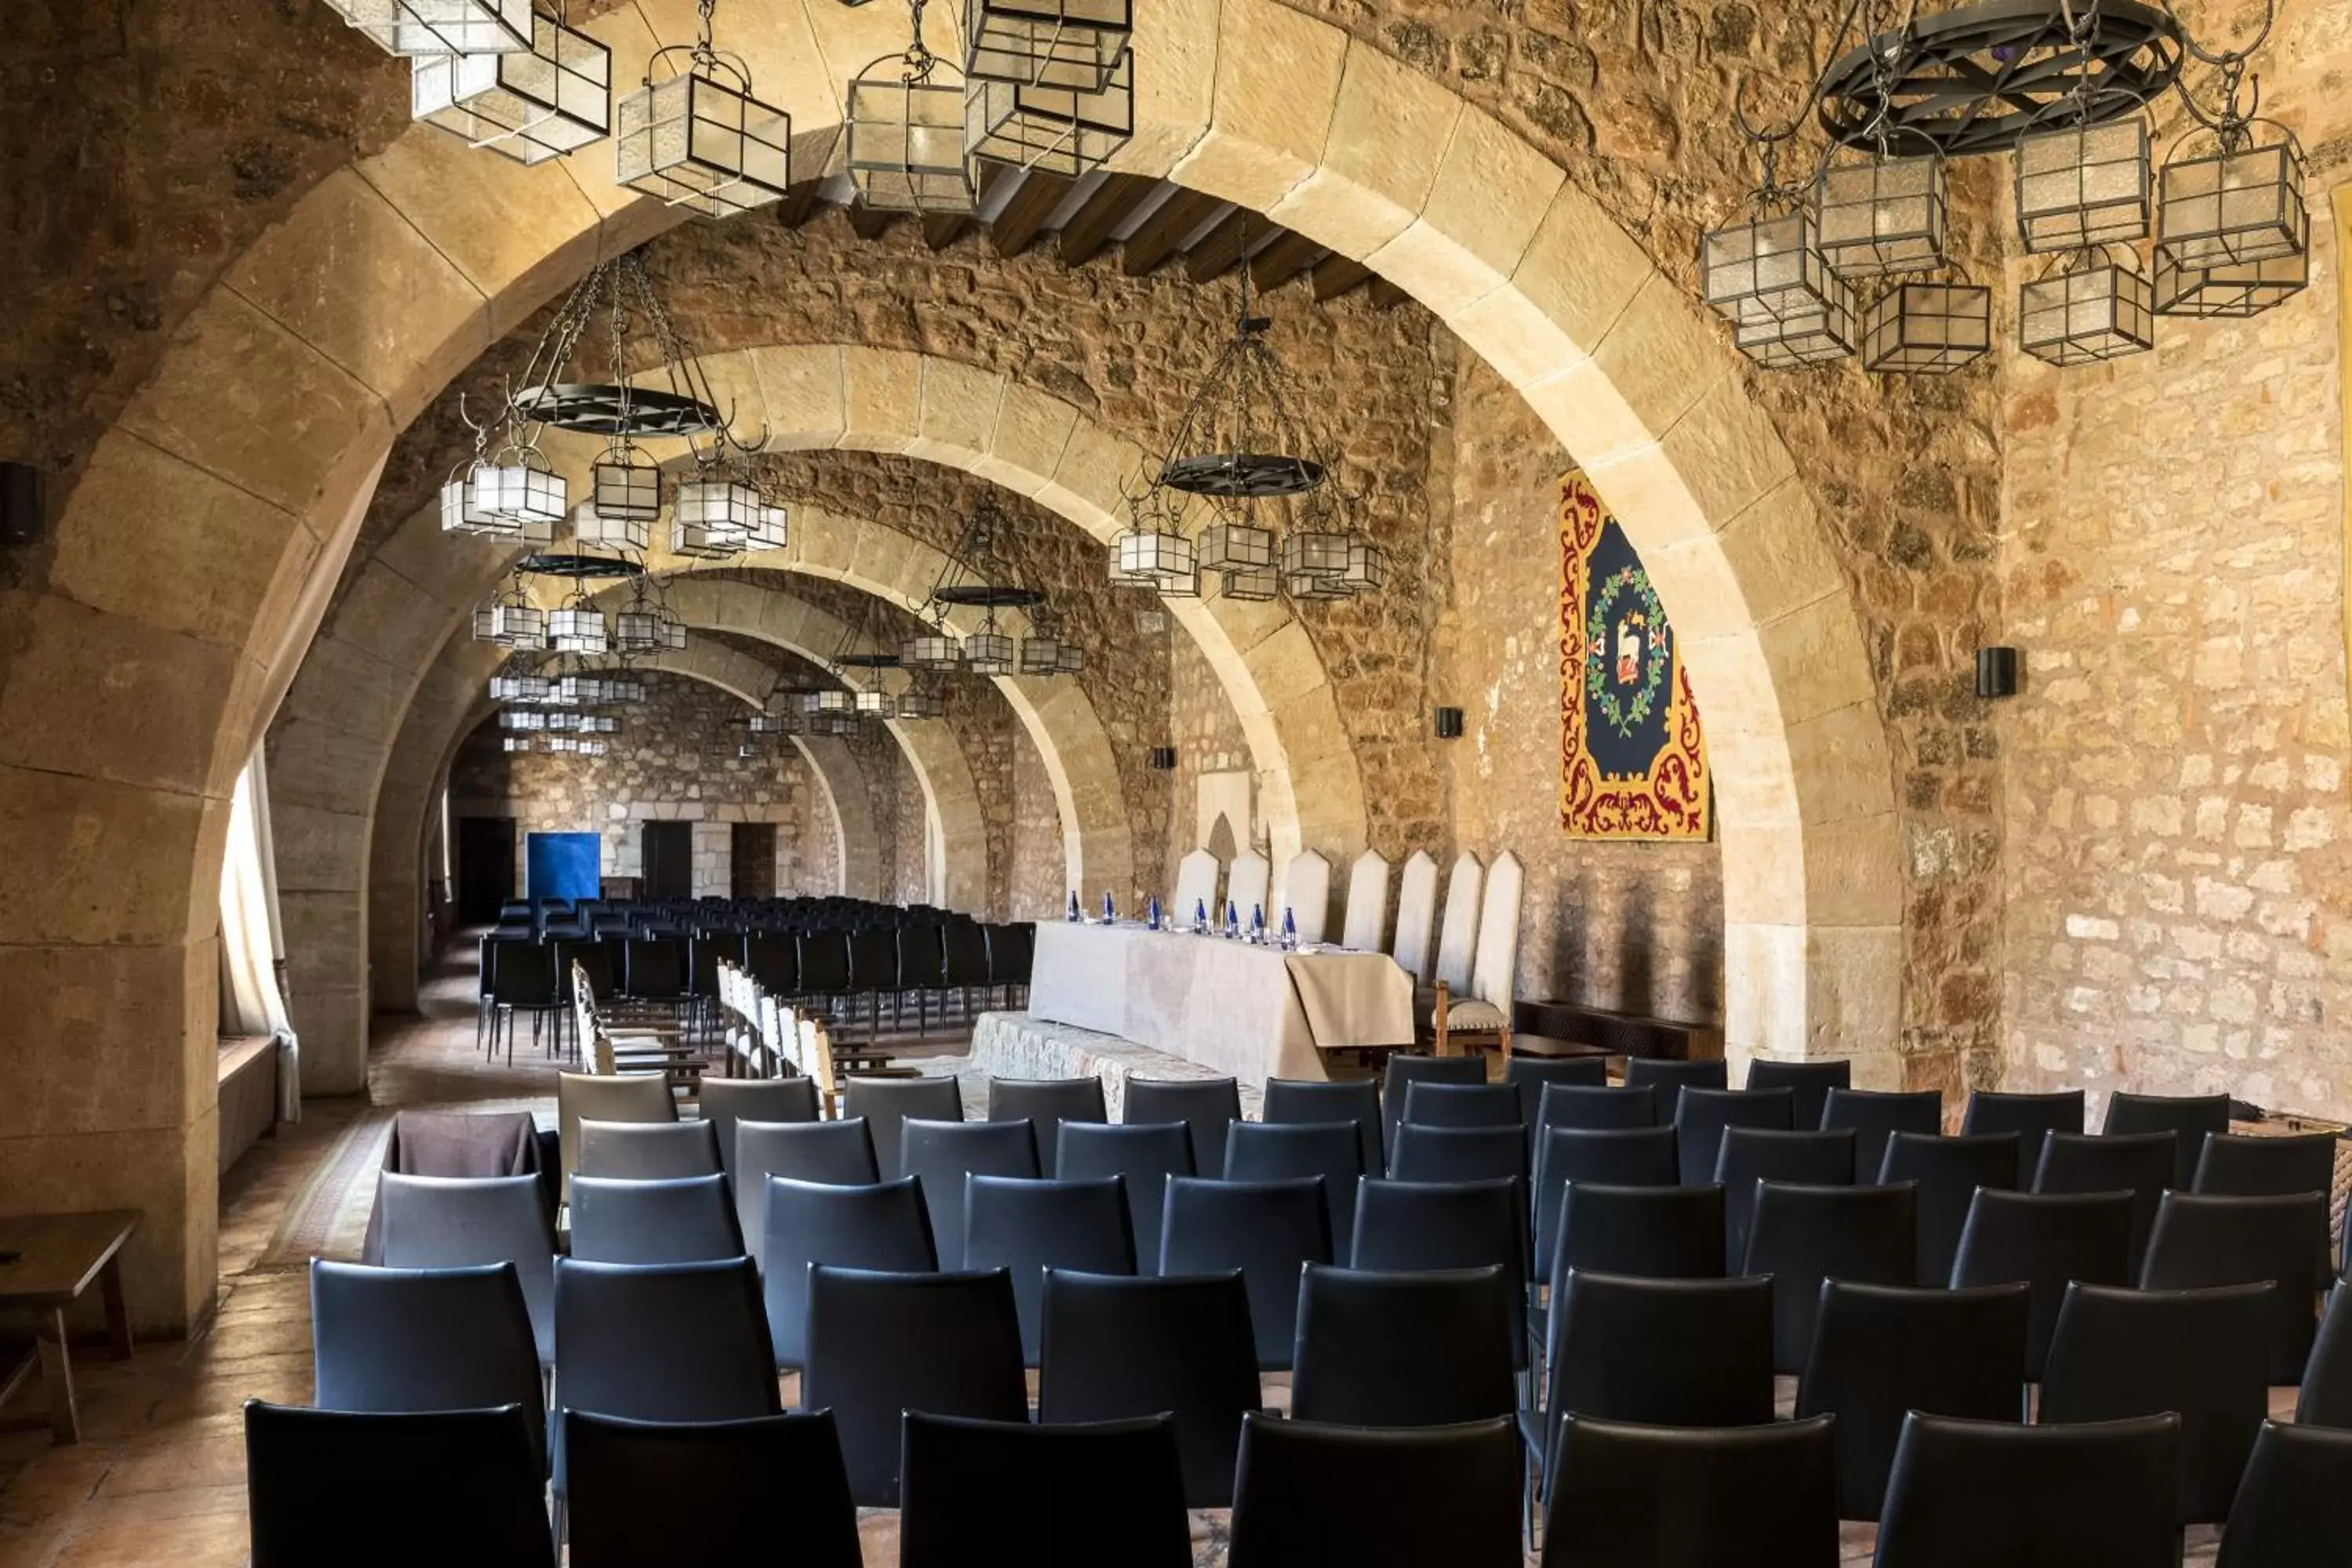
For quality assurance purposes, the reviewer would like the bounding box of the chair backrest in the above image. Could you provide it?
[964,1175,1137,1363]
[761,1176,937,1367]
[2103,1091,2231,1189]
[1378,1052,1486,1160]
[550,1257,780,1492]
[1714,1126,1856,1275]
[1121,1076,1242,1182]
[376,1173,557,1366]
[901,1118,1040,1269]
[1225,851,1271,925]
[2039,1279,2274,1523]
[1547,1412,1838,1568]
[941,921,992,987]
[1389,849,1439,982]
[1465,851,1521,1009]
[2299,1283,2352,1428]
[1621,1057,1728,1123]
[308,1261,546,1473]
[1158,1176,1332,1370]
[1055,1122,1195,1275]
[1279,850,1333,945]
[1507,1056,1609,1136]
[1036,1269,1260,1510]
[1878,1131,2019,1287]
[1223,1119,1365,1256]
[2216,1420,2352,1568]
[1537,1081,1658,1133]
[1347,1178,1528,1372]
[986,1076,1108,1178]
[984,922,1035,985]
[1948,1187,2135,1378]
[735,1120,879,1253]
[486,938,556,1007]
[557,1070,677,1195]
[1795,1279,2030,1521]
[2192,1131,2339,1200]
[1872,1411,2181,1568]
[2031,1130,2175,1274]
[1673,1086,1797,1186]
[800,1266,1029,1508]
[1533,1129,1678,1284]
[2140,1190,2327,1384]
[1172,848,1222,926]
[895,923,946,990]
[1741,1058,1853,1131]
[1552,1182,1726,1290]
[1961,1089,2086,1185]
[1340,848,1391,953]
[570,1173,744,1265]
[244,1403,554,1568]
[1744,1179,1918,1374]
[844,1075,965,1180]
[575,1117,723,1181]
[1290,1264,1516,1427]
[1432,851,1484,992]
[564,1410,862,1568]
[797,930,851,992]
[699,1078,817,1181]
[1388,1124,1528,1191]
[1261,1078,1384,1177]
[1821,1087,1945,1183]
[1399,1080,1524,1131]
[899,1412,1192,1568]
[1226,1411,1524,1568]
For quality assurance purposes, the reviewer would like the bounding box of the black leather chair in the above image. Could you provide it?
[1795,1279,2030,1520]
[982,921,1035,1004]
[1535,1081,1658,1132]
[1541,1412,1838,1568]
[1261,1078,1385,1176]
[308,1260,546,1473]
[1158,1176,1332,1370]
[1742,1179,1916,1374]
[484,938,559,1063]
[964,1175,1137,1363]
[2032,1129,2176,1274]
[2039,1279,2274,1523]
[760,1176,937,1367]
[1822,1087,1945,1185]
[796,930,852,1010]
[1387,1123,1527,1191]
[1227,1412,1523,1568]
[1550,1182,1726,1285]
[1532,1127,1679,1298]
[845,928,902,1038]
[243,1403,554,1568]
[894,923,947,1034]
[699,1078,818,1185]
[1878,1131,2018,1286]
[941,921,993,1017]
[1962,1089,2085,1186]
[568,1173,744,1265]
[621,936,688,1006]
[1349,1177,1529,1372]
[1399,1080,1524,1131]
[987,1077,1108,1178]
[565,1411,861,1568]
[1621,1058,1728,1123]
[1223,1120,1365,1259]
[734,1120,880,1240]
[1036,1269,1261,1508]
[1713,1127,1855,1275]
[900,1411,1192,1568]
[1377,1054,1488,1163]
[1290,1264,1517,1426]
[573,1117,724,1181]
[2103,1090,2231,1189]
[843,1075,964,1180]
[1505,1056,1608,1143]
[800,1266,1028,1508]
[1056,1122,1194,1273]
[2299,1283,2352,1428]
[374,1173,558,1367]
[2140,1190,2328,1383]
[2218,1420,2352,1568]
[2194,1131,2339,1275]
[744,931,799,994]
[1123,1076,1242,1181]
[1743,1058,1853,1131]
[901,1119,1039,1270]
[1947,1188,2134,1377]
[1673,1087,1795,1186]
[1872,1411,2180,1568]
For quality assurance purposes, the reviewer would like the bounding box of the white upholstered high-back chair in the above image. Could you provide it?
[1432,852,1486,995]
[1341,850,1391,953]
[1280,850,1333,943]
[1226,851,1271,924]
[1391,850,1439,982]
[1436,851,1523,1060]
[1173,848,1222,927]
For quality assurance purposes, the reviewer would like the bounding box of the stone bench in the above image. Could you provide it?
[971,1013,1266,1123]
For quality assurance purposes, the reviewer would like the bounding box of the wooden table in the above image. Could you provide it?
[0,1210,140,1444]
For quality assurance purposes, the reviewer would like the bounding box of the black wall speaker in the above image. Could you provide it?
[1975,646,2020,699]
[0,463,42,546]
[1146,746,1177,771]
[1433,706,1465,739]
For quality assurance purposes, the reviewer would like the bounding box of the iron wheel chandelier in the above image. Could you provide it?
[913,491,1084,677]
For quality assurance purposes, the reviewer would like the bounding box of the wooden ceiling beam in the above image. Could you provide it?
[1058,173,1157,267]
[1249,228,1326,293]
[1310,254,1374,302]
[1120,189,1225,278]
[991,169,1076,258]
[1182,210,1254,285]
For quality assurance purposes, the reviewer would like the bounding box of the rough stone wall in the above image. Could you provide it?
[889,755,932,907]
[445,672,815,891]
[1998,0,2352,1122]
[1010,725,1068,919]
[1436,354,1726,1021]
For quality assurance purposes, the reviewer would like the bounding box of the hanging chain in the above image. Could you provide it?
[904,0,937,80]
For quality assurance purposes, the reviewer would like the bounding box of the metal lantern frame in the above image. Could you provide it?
[441,452,510,538]
[903,630,964,670]
[1219,566,1279,603]
[672,471,759,558]
[615,0,793,219]
[412,5,611,165]
[1812,122,1948,278]
[327,0,533,58]
[967,47,1133,177]
[2015,115,2152,252]
[1160,235,1330,498]
[546,594,612,654]
[1701,209,1858,362]
[964,0,1131,92]
[2020,246,2156,366]
[2153,244,2307,318]
[2158,121,2307,271]
[896,690,946,720]
[848,0,982,214]
[1197,519,1276,574]
[574,499,652,554]
[1862,275,1994,373]
[590,438,663,527]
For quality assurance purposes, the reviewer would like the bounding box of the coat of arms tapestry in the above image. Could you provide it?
[1559,470,1711,840]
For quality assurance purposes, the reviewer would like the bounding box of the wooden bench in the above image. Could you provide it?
[1512,1000,1725,1063]
[0,1210,140,1444]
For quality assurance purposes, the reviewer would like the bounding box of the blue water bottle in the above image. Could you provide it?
[1250,904,1265,942]
[1193,898,1209,934]
[1102,890,1117,924]
[1225,900,1240,938]
[1066,891,1080,922]
[1282,905,1297,949]
[1147,895,1162,931]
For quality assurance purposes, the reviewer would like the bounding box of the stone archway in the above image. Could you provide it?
[6,0,1898,1326]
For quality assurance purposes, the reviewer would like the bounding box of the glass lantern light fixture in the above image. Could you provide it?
[615,0,793,218]
[964,0,1131,91]
[2020,247,2156,367]
[2016,117,2151,252]
[325,0,532,58]
[671,470,758,559]
[589,435,662,530]
[848,0,980,214]
[1862,274,1994,374]
[902,625,963,671]
[546,593,611,654]
[1700,115,1856,370]
[2158,121,2306,272]
[963,607,1018,676]
[1813,143,1947,278]
[967,47,1133,177]
[412,3,610,165]
[896,690,946,720]
[2153,245,2307,318]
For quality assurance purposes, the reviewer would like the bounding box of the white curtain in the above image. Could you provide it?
[220,752,302,1123]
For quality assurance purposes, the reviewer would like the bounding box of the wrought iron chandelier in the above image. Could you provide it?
[914,491,1084,677]
[1698,0,2303,375]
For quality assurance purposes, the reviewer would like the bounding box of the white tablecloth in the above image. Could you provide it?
[1027,921,1416,1086]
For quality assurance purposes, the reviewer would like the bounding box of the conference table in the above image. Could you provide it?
[1026,920,1417,1085]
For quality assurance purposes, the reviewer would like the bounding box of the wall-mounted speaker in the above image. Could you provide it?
[1975,646,2020,699]
[1146,746,1177,771]
[0,463,42,546]
[1433,706,1464,739]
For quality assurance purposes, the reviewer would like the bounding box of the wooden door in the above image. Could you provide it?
[641,819,693,900]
